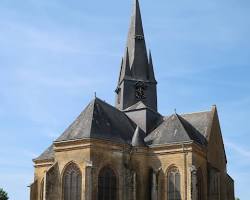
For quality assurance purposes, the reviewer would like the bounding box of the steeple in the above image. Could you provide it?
[126,0,148,80]
[148,50,156,82]
[116,0,158,111]
[118,0,153,82]
[118,48,131,84]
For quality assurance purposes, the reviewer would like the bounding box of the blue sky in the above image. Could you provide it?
[0,0,249,199]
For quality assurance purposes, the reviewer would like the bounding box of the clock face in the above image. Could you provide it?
[135,82,146,100]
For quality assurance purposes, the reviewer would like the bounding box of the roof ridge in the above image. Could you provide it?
[164,110,211,118]
[55,99,96,142]
[54,97,137,144]
[131,126,147,147]
[180,110,211,115]
[95,97,122,111]
[124,101,161,116]
[177,114,207,145]
[95,97,134,120]
[175,114,192,141]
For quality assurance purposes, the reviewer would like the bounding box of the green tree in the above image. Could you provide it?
[0,188,8,200]
[235,198,240,200]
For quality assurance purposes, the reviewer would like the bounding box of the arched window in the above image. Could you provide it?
[40,179,44,200]
[63,163,82,200]
[167,167,181,200]
[98,166,117,200]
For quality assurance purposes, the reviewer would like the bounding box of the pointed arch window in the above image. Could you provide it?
[167,167,181,200]
[98,166,117,200]
[63,163,82,200]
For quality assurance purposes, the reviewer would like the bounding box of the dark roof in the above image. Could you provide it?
[131,126,147,147]
[118,48,131,84]
[126,0,148,80]
[35,109,212,162]
[34,145,54,162]
[178,114,207,145]
[148,50,156,82]
[124,101,163,133]
[118,0,155,83]
[55,98,136,144]
[145,112,209,146]
[125,101,147,111]
[181,111,212,139]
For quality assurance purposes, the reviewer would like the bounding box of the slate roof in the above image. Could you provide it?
[125,101,147,111]
[124,101,163,133]
[124,101,160,113]
[181,111,212,139]
[145,112,210,146]
[55,98,136,144]
[35,107,212,162]
[118,0,156,83]
[34,145,54,162]
[131,126,147,147]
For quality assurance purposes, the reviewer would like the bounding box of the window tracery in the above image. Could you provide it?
[63,163,82,200]
[98,166,117,200]
[167,167,181,200]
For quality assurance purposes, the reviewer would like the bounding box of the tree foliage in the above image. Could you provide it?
[0,188,9,200]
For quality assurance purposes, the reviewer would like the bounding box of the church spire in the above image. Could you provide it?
[118,48,131,84]
[148,50,156,82]
[126,0,149,80]
[127,0,145,44]
[115,0,158,111]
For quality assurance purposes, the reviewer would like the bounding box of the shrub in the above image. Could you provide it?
[0,188,9,200]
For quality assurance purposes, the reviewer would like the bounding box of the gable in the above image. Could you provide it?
[207,106,227,168]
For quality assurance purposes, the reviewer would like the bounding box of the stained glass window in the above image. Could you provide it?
[167,167,181,200]
[63,163,82,200]
[98,167,117,200]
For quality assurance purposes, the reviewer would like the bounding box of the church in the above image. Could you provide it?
[30,0,235,199]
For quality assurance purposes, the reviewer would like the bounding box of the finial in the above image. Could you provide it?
[94,92,97,98]
[174,108,177,114]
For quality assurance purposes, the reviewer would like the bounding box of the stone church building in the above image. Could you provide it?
[30,0,235,199]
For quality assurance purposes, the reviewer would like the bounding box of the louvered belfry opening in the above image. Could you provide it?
[167,167,181,200]
[63,163,82,200]
[98,167,117,200]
